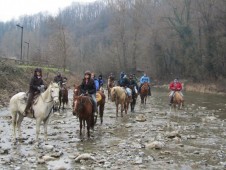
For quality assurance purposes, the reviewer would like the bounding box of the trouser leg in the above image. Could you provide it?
[24,93,34,115]
[91,94,97,113]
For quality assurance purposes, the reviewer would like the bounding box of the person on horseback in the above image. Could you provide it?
[98,74,104,88]
[80,71,97,115]
[24,68,45,116]
[91,72,100,91]
[120,74,133,102]
[132,73,139,83]
[109,73,115,81]
[139,72,151,96]
[129,74,138,93]
[54,72,63,87]
[118,71,125,86]
[169,78,183,105]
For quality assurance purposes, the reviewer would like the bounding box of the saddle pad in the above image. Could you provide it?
[96,93,102,102]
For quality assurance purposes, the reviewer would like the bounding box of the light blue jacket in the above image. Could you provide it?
[140,76,150,84]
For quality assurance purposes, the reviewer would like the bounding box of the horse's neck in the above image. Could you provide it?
[41,86,51,101]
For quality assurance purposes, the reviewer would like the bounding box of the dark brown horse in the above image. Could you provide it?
[140,82,149,104]
[73,84,106,124]
[107,78,115,100]
[73,96,95,138]
[129,85,138,112]
[59,84,68,110]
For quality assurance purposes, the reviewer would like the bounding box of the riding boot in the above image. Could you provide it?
[24,93,34,116]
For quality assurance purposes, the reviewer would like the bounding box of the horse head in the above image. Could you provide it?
[73,96,86,116]
[74,84,81,97]
[49,82,60,105]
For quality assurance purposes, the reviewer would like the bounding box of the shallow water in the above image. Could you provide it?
[0,88,225,170]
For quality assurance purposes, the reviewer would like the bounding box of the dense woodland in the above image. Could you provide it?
[0,0,226,82]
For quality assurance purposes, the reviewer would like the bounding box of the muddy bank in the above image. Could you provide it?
[0,88,225,170]
[0,63,80,108]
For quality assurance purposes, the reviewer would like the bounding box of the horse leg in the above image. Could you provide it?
[121,103,124,117]
[17,114,24,140]
[116,103,118,117]
[79,118,83,136]
[36,118,42,143]
[86,119,90,138]
[43,117,50,141]
[11,112,17,142]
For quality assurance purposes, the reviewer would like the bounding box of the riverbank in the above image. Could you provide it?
[154,81,226,96]
[0,63,80,108]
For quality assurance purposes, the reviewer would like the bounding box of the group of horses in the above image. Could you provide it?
[9,78,184,143]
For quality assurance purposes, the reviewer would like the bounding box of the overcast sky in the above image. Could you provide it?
[0,0,96,22]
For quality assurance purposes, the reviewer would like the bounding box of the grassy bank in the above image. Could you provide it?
[0,63,81,107]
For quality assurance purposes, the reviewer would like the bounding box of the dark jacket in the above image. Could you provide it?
[120,77,130,87]
[54,75,63,85]
[80,78,96,95]
[29,76,44,93]
[129,79,138,91]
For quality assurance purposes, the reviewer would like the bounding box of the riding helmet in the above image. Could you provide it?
[85,70,91,76]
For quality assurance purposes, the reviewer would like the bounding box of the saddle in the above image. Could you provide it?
[96,92,102,102]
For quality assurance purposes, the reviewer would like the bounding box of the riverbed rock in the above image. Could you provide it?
[136,114,147,122]
[42,155,56,161]
[165,131,181,139]
[75,153,96,162]
[145,141,165,149]
[42,144,54,151]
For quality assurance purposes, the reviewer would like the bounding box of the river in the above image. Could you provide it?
[0,88,225,170]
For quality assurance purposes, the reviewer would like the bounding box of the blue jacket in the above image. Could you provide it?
[140,76,150,84]
[98,78,104,86]
[94,78,99,91]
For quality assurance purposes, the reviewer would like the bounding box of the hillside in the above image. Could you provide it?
[0,62,80,108]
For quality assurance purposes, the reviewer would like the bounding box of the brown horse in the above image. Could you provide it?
[73,84,106,124]
[73,96,95,138]
[107,78,115,100]
[171,91,184,110]
[59,84,68,110]
[110,86,130,117]
[140,82,149,104]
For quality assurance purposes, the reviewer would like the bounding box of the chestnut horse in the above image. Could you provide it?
[107,78,115,100]
[59,84,68,110]
[73,84,106,124]
[171,91,184,110]
[140,82,149,104]
[110,86,130,117]
[73,96,95,138]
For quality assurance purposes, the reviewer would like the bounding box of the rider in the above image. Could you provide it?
[132,73,139,83]
[80,71,97,115]
[98,74,104,89]
[139,72,151,96]
[24,68,45,116]
[169,78,183,105]
[54,72,63,87]
[120,74,133,102]
[129,74,138,94]
[91,72,100,91]
[118,71,125,86]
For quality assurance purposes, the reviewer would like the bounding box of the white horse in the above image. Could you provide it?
[9,82,60,143]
